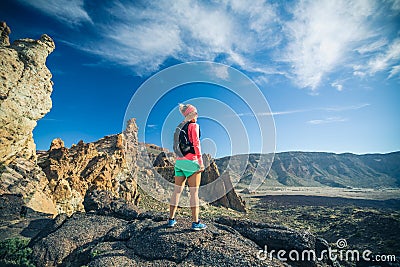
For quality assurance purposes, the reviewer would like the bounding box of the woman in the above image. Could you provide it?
[167,103,206,230]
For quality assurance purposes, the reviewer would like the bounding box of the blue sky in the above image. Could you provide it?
[1,0,399,157]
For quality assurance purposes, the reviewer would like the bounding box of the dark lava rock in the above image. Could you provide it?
[83,190,140,221]
[0,194,53,240]
[216,217,335,267]
[29,212,286,267]
[30,212,125,266]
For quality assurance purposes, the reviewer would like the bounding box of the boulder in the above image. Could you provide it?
[0,194,54,240]
[83,190,140,221]
[49,138,64,151]
[30,212,125,267]
[0,158,57,215]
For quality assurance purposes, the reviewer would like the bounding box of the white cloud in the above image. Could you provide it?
[355,38,388,54]
[236,109,308,117]
[389,0,400,11]
[35,0,399,89]
[208,64,230,80]
[331,81,344,91]
[226,0,278,42]
[322,103,370,112]
[367,38,400,74]
[237,103,369,117]
[58,0,284,76]
[79,0,246,74]
[388,65,400,79]
[269,109,308,116]
[353,38,400,78]
[307,117,348,125]
[18,0,92,27]
[104,22,182,73]
[282,0,378,90]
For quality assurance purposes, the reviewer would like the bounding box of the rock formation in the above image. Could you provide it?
[0,22,57,220]
[37,120,141,215]
[0,22,55,165]
[0,21,10,46]
[152,151,174,167]
[201,154,246,212]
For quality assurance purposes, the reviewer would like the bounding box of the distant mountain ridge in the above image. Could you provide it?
[215,151,400,189]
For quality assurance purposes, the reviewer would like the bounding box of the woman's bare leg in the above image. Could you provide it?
[169,176,186,219]
[187,171,202,222]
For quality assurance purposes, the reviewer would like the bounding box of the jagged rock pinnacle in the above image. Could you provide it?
[0,21,11,46]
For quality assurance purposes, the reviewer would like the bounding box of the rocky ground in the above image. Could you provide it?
[28,212,289,267]
[1,187,339,267]
[4,187,399,266]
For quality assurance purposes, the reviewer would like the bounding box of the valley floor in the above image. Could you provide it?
[241,189,400,266]
[247,186,400,201]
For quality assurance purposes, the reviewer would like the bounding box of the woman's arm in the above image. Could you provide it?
[189,123,204,168]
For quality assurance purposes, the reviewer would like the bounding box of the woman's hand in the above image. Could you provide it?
[198,165,205,172]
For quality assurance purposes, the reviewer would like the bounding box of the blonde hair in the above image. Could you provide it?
[179,103,198,122]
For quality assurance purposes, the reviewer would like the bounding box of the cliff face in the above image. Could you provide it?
[0,22,57,216]
[0,22,55,165]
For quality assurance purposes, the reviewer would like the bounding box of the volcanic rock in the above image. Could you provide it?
[0,158,57,215]
[30,212,291,267]
[152,151,174,167]
[0,22,55,165]
[201,154,246,212]
[216,217,335,267]
[0,21,10,46]
[83,190,140,221]
[37,120,141,215]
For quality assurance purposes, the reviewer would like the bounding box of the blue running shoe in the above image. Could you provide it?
[167,218,176,228]
[191,220,207,231]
